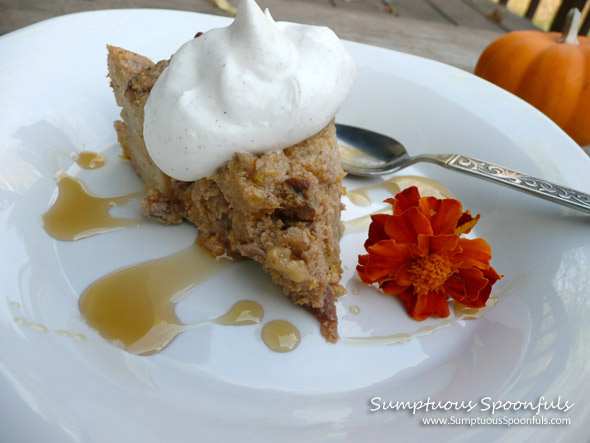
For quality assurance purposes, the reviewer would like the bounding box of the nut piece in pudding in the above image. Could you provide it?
[106,0,356,342]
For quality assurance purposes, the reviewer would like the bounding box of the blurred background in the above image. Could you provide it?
[2,0,589,37]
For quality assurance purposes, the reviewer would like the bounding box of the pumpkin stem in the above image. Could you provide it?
[557,8,581,44]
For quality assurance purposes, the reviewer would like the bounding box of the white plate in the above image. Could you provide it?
[1,9,590,442]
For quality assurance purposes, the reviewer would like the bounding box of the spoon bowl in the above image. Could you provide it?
[337,123,410,175]
[336,123,590,215]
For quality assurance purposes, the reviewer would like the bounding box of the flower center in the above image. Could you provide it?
[409,254,453,295]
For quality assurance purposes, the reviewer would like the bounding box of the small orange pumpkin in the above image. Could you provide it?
[475,9,590,147]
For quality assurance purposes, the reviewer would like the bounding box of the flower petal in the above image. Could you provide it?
[358,240,411,283]
[395,287,415,315]
[408,242,425,260]
[397,289,450,321]
[384,207,433,244]
[417,233,460,257]
[394,261,415,287]
[364,213,390,249]
[444,267,490,308]
[356,254,372,284]
[385,186,421,215]
[456,210,475,228]
[455,213,480,237]
[454,238,492,269]
[478,266,503,301]
[381,279,409,295]
[418,197,464,235]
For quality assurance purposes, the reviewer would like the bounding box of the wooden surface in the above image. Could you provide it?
[0,0,536,72]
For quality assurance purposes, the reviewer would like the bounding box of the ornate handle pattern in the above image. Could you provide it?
[444,154,590,214]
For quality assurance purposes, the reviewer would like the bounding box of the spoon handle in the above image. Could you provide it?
[426,154,590,215]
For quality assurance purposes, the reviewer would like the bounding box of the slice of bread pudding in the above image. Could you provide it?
[107,45,346,342]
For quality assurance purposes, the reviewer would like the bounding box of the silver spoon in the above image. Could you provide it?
[336,123,590,215]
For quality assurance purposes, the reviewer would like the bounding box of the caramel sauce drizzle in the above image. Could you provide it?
[79,242,237,355]
[71,151,106,169]
[41,172,142,241]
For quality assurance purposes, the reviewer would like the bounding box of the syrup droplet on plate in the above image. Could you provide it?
[214,300,264,326]
[41,172,142,241]
[53,330,86,341]
[71,151,106,169]
[13,317,48,332]
[261,320,301,353]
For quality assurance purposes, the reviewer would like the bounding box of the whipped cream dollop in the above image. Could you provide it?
[143,0,356,181]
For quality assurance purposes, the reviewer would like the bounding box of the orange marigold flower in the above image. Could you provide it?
[357,186,501,321]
